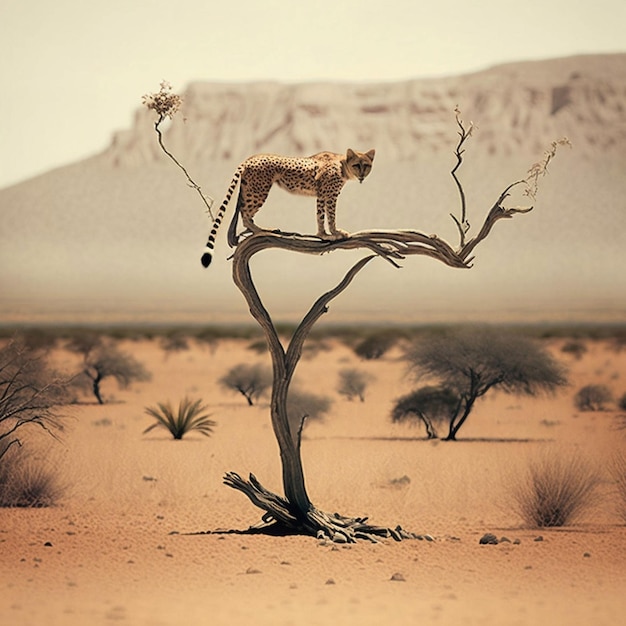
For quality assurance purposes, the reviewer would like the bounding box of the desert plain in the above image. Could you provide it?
[1,329,625,626]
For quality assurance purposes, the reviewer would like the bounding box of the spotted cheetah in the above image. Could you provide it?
[200,148,375,267]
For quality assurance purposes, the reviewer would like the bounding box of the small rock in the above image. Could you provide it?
[332,532,348,544]
[390,572,406,582]
[245,567,261,574]
[534,536,544,542]
[43,541,53,547]
[499,536,511,543]
[583,552,591,558]
[479,533,499,545]
[325,578,336,585]
[513,539,521,545]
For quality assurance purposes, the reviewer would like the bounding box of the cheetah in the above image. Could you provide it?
[200,148,375,267]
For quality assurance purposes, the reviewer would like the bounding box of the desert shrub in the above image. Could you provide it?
[0,444,65,507]
[561,340,588,360]
[510,453,600,527]
[574,384,613,411]
[143,397,216,440]
[337,368,373,402]
[610,453,626,523]
[219,363,272,406]
[287,389,332,443]
[391,386,459,439]
[159,333,190,355]
[247,339,268,354]
[0,336,71,460]
[353,332,397,360]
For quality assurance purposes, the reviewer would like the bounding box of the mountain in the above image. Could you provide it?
[1,54,625,324]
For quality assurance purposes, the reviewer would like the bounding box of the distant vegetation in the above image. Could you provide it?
[66,334,151,404]
[402,329,568,440]
[0,335,72,507]
[574,384,614,411]
[219,363,272,406]
[391,386,459,439]
[337,368,373,402]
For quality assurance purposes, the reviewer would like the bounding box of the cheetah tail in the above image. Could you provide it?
[200,167,242,268]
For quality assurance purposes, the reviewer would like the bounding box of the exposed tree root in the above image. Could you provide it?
[223,472,432,543]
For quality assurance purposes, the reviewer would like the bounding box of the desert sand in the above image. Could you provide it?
[1,334,625,625]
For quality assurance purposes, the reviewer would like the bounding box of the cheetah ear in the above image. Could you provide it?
[366,149,375,160]
[346,148,356,160]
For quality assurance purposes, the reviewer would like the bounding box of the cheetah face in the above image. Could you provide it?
[346,148,375,183]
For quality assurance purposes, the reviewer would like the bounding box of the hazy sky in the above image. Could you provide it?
[1,0,624,189]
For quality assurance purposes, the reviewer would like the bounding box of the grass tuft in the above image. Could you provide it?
[0,446,65,507]
[510,453,600,527]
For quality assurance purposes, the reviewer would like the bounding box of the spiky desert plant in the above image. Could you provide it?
[143,397,216,440]
[510,453,600,527]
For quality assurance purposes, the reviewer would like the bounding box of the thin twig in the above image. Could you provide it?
[154,115,215,220]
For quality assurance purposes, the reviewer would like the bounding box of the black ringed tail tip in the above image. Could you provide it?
[201,252,213,268]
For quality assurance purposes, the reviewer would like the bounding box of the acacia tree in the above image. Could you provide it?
[391,386,459,439]
[67,335,150,404]
[219,363,272,406]
[145,83,568,542]
[403,330,568,440]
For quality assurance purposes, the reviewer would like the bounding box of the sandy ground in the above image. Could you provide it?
[1,336,626,625]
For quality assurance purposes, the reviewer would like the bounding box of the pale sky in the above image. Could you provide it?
[1,0,624,189]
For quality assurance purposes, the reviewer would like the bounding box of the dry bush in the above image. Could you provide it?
[574,384,613,411]
[561,340,588,360]
[219,363,272,406]
[0,444,65,507]
[337,368,373,402]
[510,453,600,527]
[353,333,397,360]
[287,389,332,444]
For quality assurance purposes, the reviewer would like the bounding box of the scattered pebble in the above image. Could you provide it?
[325,578,336,585]
[43,542,53,547]
[390,572,406,582]
[479,533,499,545]
[583,552,591,558]
[245,567,261,574]
[534,536,544,542]
[499,536,511,543]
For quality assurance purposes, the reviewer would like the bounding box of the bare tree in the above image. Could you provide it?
[403,329,568,440]
[0,336,71,461]
[146,86,568,542]
[219,363,272,406]
[68,337,151,404]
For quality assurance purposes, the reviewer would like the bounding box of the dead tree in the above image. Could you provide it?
[144,85,567,542]
[220,115,567,542]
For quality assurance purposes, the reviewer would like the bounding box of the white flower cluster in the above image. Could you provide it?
[142,80,183,119]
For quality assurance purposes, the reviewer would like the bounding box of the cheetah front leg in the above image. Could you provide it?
[325,198,349,240]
